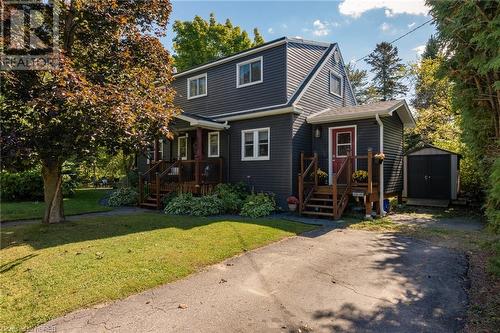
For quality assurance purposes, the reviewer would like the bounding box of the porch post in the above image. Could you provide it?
[195,127,203,189]
[153,138,160,163]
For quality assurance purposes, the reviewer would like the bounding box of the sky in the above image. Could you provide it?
[161,0,436,99]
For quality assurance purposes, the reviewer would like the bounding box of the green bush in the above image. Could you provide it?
[162,191,178,207]
[107,187,138,207]
[486,157,500,233]
[164,193,223,216]
[0,169,78,201]
[240,193,276,218]
[214,182,249,213]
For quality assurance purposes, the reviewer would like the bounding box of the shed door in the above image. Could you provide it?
[408,155,451,199]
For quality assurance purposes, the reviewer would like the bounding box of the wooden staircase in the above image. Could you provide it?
[297,149,377,219]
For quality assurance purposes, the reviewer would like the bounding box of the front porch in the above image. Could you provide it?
[139,114,228,209]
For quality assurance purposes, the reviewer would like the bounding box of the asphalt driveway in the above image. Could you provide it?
[34,227,468,333]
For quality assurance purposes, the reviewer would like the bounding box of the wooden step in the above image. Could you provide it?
[301,211,334,217]
[309,197,334,202]
[140,202,158,208]
[305,204,334,209]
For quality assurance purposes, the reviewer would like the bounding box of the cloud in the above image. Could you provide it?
[305,19,341,37]
[339,0,429,18]
[413,45,426,56]
[294,36,303,39]
[267,27,274,34]
[281,23,288,29]
[408,22,416,28]
[380,22,392,32]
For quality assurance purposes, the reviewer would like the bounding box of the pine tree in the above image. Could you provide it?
[365,42,407,101]
[422,35,439,60]
[253,28,264,46]
[345,63,376,104]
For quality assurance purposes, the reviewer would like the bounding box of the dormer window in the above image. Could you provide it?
[237,56,263,88]
[329,71,343,97]
[187,73,207,99]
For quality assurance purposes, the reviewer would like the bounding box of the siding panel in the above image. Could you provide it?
[286,42,327,98]
[382,113,404,194]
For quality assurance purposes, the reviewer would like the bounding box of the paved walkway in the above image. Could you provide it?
[34,227,468,333]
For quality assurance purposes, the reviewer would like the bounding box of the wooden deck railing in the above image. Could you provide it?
[298,152,318,214]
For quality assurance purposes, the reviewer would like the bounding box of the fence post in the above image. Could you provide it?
[300,151,304,175]
[195,160,200,187]
[313,152,318,187]
[347,149,352,190]
[367,148,373,195]
[332,174,338,218]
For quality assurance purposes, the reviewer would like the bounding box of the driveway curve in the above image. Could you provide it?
[34,228,468,333]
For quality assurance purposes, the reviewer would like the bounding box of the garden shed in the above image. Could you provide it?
[403,145,460,205]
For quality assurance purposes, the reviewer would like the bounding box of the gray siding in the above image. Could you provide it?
[173,45,287,118]
[311,119,380,181]
[286,42,327,98]
[227,113,293,207]
[382,113,404,194]
[291,48,357,193]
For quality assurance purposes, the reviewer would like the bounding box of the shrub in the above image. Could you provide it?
[0,169,78,201]
[162,191,178,207]
[486,157,500,233]
[164,193,224,216]
[240,193,276,218]
[214,182,249,214]
[107,187,138,207]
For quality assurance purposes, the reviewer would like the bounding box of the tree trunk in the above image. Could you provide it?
[42,160,65,224]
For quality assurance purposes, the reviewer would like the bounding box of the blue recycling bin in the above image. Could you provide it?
[383,199,390,212]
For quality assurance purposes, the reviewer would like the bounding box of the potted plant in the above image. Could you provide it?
[352,170,368,184]
[316,168,328,185]
[374,152,385,164]
[287,196,299,212]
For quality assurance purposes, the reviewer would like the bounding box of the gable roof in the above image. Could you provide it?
[173,37,331,78]
[306,100,416,127]
[406,143,461,156]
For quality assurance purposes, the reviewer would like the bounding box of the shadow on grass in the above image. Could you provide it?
[1,213,320,251]
[307,233,468,332]
[0,253,38,273]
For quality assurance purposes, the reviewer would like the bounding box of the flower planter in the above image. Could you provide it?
[288,203,297,212]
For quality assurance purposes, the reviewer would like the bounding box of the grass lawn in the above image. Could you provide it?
[0,188,112,222]
[0,214,315,331]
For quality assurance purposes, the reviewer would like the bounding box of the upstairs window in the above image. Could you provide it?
[208,132,220,157]
[237,56,263,88]
[187,73,207,99]
[241,128,270,161]
[329,71,343,97]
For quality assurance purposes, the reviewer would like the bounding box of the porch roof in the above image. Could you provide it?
[175,112,229,130]
[306,100,415,127]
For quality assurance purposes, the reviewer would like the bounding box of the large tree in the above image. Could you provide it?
[365,42,408,101]
[427,0,499,229]
[345,63,379,104]
[0,0,178,223]
[172,13,264,71]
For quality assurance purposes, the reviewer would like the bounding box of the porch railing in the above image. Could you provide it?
[297,152,318,214]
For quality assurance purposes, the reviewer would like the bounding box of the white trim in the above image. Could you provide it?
[292,45,337,106]
[174,39,286,78]
[236,56,263,88]
[241,127,270,161]
[187,73,207,100]
[207,131,220,158]
[176,114,228,130]
[337,47,358,106]
[216,106,299,122]
[329,70,343,98]
[177,135,188,160]
[327,125,357,185]
[375,114,385,216]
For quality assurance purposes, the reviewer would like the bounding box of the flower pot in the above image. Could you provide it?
[378,160,383,164]
[288,203,297,212]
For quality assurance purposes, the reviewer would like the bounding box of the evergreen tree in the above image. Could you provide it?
[173,13,264,71]
[365,42,408,100]
[422,35,440,60]
[345,63,369,104]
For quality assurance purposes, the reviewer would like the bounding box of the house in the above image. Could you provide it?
[137,37,415,218]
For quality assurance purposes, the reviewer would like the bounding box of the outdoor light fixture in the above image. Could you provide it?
[314,127,321,138]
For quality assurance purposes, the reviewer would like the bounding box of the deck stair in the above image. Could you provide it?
[298,149,377,219]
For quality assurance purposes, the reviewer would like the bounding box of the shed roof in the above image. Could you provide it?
[406,144,461,156]
[306,100,415,127]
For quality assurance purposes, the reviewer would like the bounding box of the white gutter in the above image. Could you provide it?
[216,106,299,122]
[375,113,385,216]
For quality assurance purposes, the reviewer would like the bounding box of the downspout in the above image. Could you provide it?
[375,114,385,216]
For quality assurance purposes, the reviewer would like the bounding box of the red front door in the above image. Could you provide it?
[331,127,356,174]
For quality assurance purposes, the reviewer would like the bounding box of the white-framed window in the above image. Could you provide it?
[336,132,352,157]
[187,73,207,99]
[208,132,220,157]
[178,135,188,160]
[329,70,343,97]
[241,127,270,161]
[236,56,263,88]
